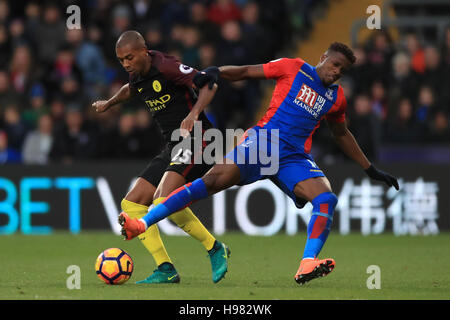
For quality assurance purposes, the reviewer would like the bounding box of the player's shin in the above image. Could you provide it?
[302,192,338,259]
[121,199,172,266]
[154,197,216,251]
[140,178,209,228]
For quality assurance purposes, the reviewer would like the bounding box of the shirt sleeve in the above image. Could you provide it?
[262,58,304,80]
[161,55,199,88]
[325,86,347,123]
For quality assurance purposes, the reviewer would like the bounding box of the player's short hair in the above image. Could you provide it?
[116,30,146,50]
[328,42,356,64]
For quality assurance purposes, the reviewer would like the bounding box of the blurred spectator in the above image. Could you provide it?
[9,44,34,93]
[241,1,269,63]
[426,110,450,143]
[50,107,98,163]
[1,104,28,151]
[0,0,10,25]
[66,28,107,99]
[212,20,251,130]
[422,45,444,93]
[58,75,86,111]
[190,1,219,43]
[160,0,191,35]
[441,27,450,67]
[207,0,241,26]
[132,0,154,28]
[216,20,249,66]
[106,112,142,159]
[339,77,355,106]
[364,30,394,84]
[22,83,48,128]
[144,24,167,52]
[134,108,164,158]
[0,69,21,107]
[0,130,21,164]
[370,81,388,121]
[49,97,66,133]
[0,24,10,69]
[103,3,133,63]
[345,46,373,95]
[257,0,290,59]
[168,23,186,52]
[416,85,436,125]
[35,3,66,65]
[23,1,40,42]
[180,25,201,68]
[389,51,420,106]
[347,94,381,160]
[22,113,53,164]
[46,45,83,95]
[385,98,420,143]
[198,43,217,69]
[404,33,425,74]
[9,18,29,49]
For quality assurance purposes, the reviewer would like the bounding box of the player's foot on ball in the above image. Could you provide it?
[135,263,180,284]
[118,212,146,240]
[208,241,231,283]
[294,258,335,285]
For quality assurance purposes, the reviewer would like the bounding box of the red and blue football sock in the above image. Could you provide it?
[140,178,209,228]
[302,192,338,259]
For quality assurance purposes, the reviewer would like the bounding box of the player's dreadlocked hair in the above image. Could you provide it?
[328,42,356,64]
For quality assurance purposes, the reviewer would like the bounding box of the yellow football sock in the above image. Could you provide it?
[121,199,172,266]
[153,197,216,251]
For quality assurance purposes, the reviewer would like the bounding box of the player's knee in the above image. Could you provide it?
[201,175,219,194]
[312,192,338,215]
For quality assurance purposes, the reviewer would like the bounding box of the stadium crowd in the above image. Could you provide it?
[0,0,449,165]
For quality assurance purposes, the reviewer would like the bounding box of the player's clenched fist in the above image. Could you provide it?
[92,100,110,113]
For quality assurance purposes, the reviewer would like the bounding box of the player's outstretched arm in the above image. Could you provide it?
[218,65,266,81]
[328,120,399,190]
[92,83,132,113]
[193,65,265,88]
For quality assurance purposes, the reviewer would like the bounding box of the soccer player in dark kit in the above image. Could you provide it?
[119,42,400,285]
[92,31,230,284]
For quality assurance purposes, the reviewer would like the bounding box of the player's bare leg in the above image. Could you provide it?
[125,168,237,283]
[202,161,242,194]
[124,177,156,206]
[293,177,337,285]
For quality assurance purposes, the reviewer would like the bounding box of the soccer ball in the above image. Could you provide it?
[95,248,134,285]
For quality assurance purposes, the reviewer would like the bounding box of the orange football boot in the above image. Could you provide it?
[118,212,146,240]
[294,258,335,285]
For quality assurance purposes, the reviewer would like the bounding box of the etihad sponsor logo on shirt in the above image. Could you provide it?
[293,84,326,118]
[145,94,171,111]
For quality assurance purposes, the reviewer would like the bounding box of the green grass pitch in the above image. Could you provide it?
[2,232,450,300]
